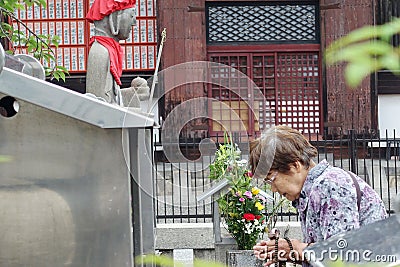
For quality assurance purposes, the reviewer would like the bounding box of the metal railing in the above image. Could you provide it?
[154,129,400,223]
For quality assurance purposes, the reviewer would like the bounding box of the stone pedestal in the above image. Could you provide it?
[227,250,264,267]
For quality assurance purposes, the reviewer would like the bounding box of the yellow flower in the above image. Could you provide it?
[255,202,264,211]
[252,187,260,195]
[228,212,237,218]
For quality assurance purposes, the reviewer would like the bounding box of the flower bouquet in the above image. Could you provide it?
[209,135,287,250]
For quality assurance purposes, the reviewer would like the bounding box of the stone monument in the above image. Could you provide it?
[0,43,156,266]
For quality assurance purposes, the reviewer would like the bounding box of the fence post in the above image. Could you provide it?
[349,129,357,173]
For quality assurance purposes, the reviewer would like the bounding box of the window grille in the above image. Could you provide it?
[209,52,321,135]
[206,1,319,44]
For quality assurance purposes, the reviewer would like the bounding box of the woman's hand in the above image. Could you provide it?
[253,238,309,266]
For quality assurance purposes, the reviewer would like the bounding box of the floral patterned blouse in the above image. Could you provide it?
[293,160,387,243]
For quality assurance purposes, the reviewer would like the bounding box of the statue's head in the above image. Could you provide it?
[87,0,136,40]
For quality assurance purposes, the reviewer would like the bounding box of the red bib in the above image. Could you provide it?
[89,36,123,86]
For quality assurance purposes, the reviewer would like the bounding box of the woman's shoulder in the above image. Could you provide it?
[311,166,352,191]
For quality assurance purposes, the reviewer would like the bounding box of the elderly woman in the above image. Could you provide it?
[250,125,387,266]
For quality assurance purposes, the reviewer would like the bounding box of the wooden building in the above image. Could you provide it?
[157,0,400,138]
[6,0,400,139]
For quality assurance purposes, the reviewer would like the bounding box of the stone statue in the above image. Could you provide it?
[86,0,136,104]
[130,77,150,101]
[119,77,150,110]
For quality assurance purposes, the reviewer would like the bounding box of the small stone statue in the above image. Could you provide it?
[119,76,150,110]
[85,0,136,104]
[130,77,150,101]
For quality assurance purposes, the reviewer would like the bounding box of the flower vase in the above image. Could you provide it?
[227,250,264,267]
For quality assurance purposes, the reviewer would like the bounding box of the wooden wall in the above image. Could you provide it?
[159,0,377,137]
[321,0,375,132]
[157,0,208,139]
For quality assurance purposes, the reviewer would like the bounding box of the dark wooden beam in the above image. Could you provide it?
[320,3,341,11]
[187,6,205,12]
[187,3,338,12]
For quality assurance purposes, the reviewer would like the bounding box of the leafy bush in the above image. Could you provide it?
[0,1,68,81]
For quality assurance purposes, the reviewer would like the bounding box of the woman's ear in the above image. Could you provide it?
[291,161,303,173]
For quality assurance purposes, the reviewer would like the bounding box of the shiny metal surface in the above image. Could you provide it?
[0,96,136,266]
[0,44,4,74]
[0,67,154,128]
[14,54,46,80]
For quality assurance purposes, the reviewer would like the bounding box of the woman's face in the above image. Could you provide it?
[266,163,306,201]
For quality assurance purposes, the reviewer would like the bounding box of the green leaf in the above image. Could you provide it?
[37,0,47,7]
[327,26,380,52]
[194,258,226,267]
[51,35,61,47]
[0,156,12,163]
[345,60,377,88]
[326,40,394,65]
[379,17,400,39]
[56,65,69,72]
[58,71,66,82]
[380,52,400,71]
[52,71,60,81]
[43,53,55,62]
[136,254,182,267]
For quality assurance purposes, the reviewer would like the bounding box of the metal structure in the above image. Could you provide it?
[154,131,400,223]
[0,45,155,266]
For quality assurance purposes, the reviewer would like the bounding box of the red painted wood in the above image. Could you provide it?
[207,44,320,53]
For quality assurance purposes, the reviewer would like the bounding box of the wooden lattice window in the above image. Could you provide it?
[206,1,319,44]
[209,51,322,135]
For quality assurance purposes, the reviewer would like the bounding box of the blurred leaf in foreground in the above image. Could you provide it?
[325,18,400,87]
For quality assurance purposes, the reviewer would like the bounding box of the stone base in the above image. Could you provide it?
[227,250,264,267]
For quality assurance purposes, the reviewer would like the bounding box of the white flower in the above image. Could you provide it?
[237,159,248,167]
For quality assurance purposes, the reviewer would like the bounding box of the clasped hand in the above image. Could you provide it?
[253,238,306,266]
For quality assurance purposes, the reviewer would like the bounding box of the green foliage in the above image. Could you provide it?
[137,254,226,267]
[209,133,289,250]
[325,18,400,87]
[209,134,241,181]
[0,1,69,81]
[137,253,394,267]
[0,0,47,12]
[0,155,11,163]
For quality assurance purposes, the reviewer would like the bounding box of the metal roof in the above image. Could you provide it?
[0,67,154,128]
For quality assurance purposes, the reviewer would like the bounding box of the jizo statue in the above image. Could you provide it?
[86,0,137,104]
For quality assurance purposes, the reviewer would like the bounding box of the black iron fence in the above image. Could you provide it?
[154,129,400,223]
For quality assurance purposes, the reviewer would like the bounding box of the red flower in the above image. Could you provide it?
[255,215,262,220]
[243,213,256,221]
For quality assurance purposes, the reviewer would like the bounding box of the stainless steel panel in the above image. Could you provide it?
[0,97,135,267]
[0,67,154,129]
